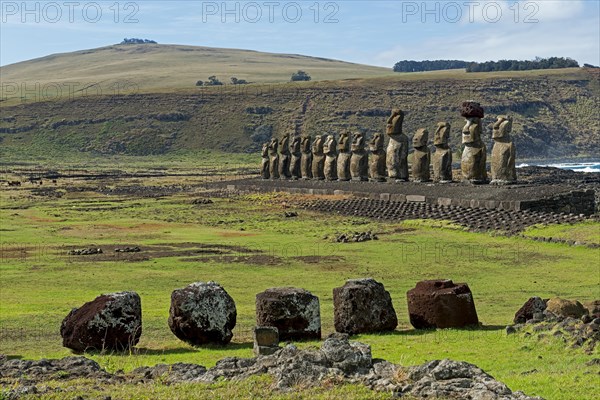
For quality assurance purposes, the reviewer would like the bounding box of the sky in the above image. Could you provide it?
[1,0,599,67]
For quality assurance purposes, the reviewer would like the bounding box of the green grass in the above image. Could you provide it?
[0,176,598,399]
[522,220,600,245]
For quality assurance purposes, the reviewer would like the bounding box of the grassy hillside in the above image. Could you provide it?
[0,44,598,160]
[0,43,394,98]
[1,69,598,160]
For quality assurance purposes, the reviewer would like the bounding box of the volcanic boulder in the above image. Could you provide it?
[333,278,398,334]
[60,291,142,352]
[168,282,237,346]
[255,287,321,340]
[407,280,479,329]
[546,297,587,319]
[514,296,547,324]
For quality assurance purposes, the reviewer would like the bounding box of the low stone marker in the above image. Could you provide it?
[407,279,479,329]
[253,326,280,356]
[255,287,321,340]
[60,291,142,352]
[333,278,397,334]
[168,281,237,346]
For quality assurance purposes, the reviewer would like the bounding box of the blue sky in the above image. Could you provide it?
[1,0,599,67]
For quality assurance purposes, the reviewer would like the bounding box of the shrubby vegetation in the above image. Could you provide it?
[393,57,580,73]
[231,77,248,85]
[466,57,579,72]
[393,60,470,72]
[291,70,311,81]
[120,38,157,44]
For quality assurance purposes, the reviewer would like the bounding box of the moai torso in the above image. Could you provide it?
[268,137,280,179]
[300,135,313,179]
[460,102,487,183]
[386,109,409,181]
[323,134,338,181]
[311,135,326,180]
[278,135,291,179]
[412,128,431,182]
[261,142,270,179]
[369,132,386,182]
[433,122,453,182]
[491,115,517,184]
[350,132,368,181]
[337,131,352,181]
[289,135,302,180]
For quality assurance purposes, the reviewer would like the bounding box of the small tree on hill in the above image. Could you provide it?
[291,70,311,82]
[196,80,204,86]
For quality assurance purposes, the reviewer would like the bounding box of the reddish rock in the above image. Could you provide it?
[407,280,479,329]
[514,296,547,324]
[333,278,397,334]
[460,101,485,118]
[168,282,237,346]
[256,287,321,341]
[60,291,142,352]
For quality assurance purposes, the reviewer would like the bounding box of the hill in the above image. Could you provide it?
[0,43,394,99]
[0,44,598,160]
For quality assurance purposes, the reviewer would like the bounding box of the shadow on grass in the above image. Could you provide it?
[84,342,254,357]
[355,324,507,339]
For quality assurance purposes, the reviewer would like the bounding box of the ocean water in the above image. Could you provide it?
[516,161,600,173]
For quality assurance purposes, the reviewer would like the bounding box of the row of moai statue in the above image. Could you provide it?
[261,102,516,184]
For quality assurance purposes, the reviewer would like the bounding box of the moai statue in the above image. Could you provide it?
[261,142,270,179]
[300,135,313,180]
[323,134,338,181]
[278,135,291,179]
[460,102,487,183]
[491,115,517,184]
[386,109,409,181]
[336,130,352,181]
[350,132,368,181]
[289,135,302,180]
[412,128,431,182]
[311,135,326,180]
[268,137,280,179]
[433,122,453,183]
[368,132,386,182]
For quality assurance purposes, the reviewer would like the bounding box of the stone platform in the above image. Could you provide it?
[219,177,596,216]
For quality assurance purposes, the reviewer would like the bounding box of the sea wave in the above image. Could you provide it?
[516,161,600,173]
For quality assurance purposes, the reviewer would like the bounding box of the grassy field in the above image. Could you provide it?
[0,164,598,399]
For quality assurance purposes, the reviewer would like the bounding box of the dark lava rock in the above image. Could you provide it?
[333,278,397,334]
[460,101,485,118]
[407,279,479,329]
[168,282,237,346]
[67,248,102,255]
[255,287,321,341]
[60,291,142,353]
[514,296,547,324]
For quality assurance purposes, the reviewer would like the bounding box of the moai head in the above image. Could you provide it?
[312,135,324,155]
[462,118,482,145]
[351,132,365,152]
[261,142,269,157]
[434,122,451,146]
[279,135,290,154]
[413,128,429,148]
[290,135,301,154]
[338,130,351,152]
[268,137,278,154]
[323,134,337,155]
[492,115,513,140]
[386,108,405,135]
[301,135,312,153]
[369,132,384,152]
